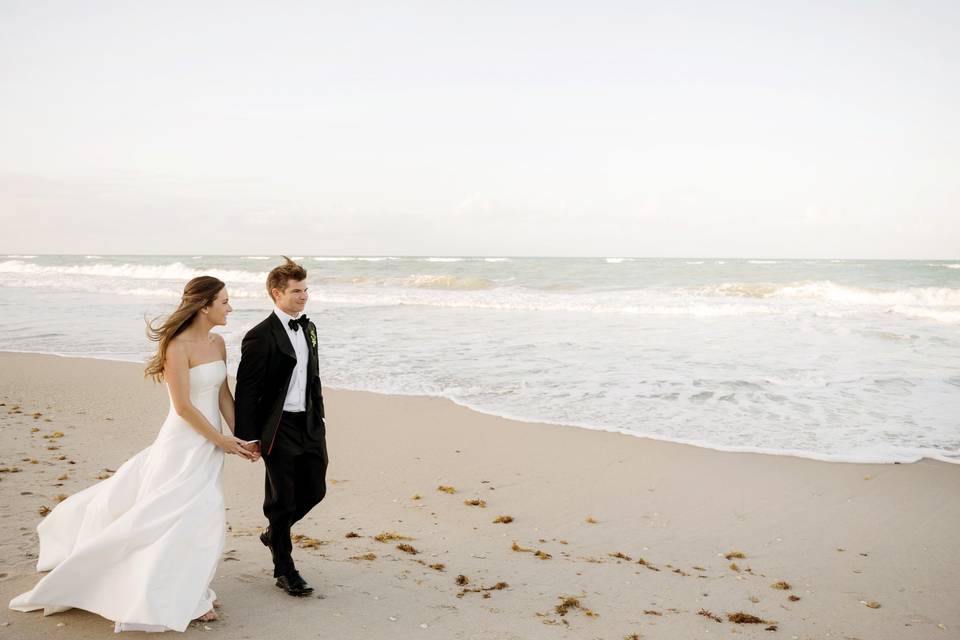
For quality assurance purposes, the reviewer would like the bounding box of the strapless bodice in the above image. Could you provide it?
[164,360,227,433]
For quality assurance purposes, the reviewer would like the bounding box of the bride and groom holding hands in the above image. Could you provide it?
[10,257,329,632]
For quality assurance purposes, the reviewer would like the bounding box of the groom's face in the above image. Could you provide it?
[274,279,308,316]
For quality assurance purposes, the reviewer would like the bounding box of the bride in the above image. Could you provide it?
[10,276,258,632]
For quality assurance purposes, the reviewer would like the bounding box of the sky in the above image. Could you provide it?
[0,1,957,258]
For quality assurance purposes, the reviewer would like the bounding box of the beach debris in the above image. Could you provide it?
[96,469,113,479]
[643,610,662,616]
[328,478,347,484]
[55,455,67,461]
[53,494,68,503]
[291,534,327,549]
[38,506,51,516]
[698,609,722,623]
[463,498,486,507]
[862,600,881,609]
[32,412,43,419]
[411,494,421,500]
[437,485,456,494]
[0,467,22,473]
[350,553,377,561]
[625,634,641,640]
[788,595,801,602]
[493,515,513,524]
[456,574,469,586]
[46,446,60,450]
[692,565,706,571]
[42,431,65,439]
[727,612,768,624]
[555,596,581,616]
[725,551,746,560]
[672,567,689,576]
[28,459,38,464]
[427,563,445,571]
[374,531,413,542]
[30,427,40,433]
[749,596,760,603]
[345,531,360,538]
[636,557,660,571]
[585,516,598,524]
[456,581,508,598]
[396,543,418,555]
[512,541,551,559]
[765,624,778,631]
[770,581,791,590]
[609,551,632,561]
[729,562,741,572]
[549,595,597,618]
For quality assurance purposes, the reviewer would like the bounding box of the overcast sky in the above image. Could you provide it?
[0,1,957,258]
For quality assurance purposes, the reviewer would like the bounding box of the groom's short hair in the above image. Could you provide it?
[267,256,308,301]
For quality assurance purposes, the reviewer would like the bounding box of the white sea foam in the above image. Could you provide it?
[890,306,960,323]
[0,260,265,283]
[85,255,102,259]
[425,257,463,262]
[5,254,36,258]
[313,256,357,261]
[605,258,626,263]
[748,260,779,264]
[484,258,511,262]
[696,280,960,308]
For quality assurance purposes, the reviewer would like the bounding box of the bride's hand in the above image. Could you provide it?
[219,435,254,459]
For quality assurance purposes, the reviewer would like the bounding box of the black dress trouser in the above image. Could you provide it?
[262,411,328,577]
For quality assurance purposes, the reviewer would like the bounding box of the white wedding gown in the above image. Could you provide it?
[10,360,228,633]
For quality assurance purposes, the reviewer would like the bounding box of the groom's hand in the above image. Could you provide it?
[242,441,261,462]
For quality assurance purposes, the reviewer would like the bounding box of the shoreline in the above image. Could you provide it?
[1,352,958,639]
[1,349,955,467]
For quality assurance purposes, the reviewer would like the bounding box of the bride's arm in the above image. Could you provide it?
[214,335,237,432]
[165,341,252,459]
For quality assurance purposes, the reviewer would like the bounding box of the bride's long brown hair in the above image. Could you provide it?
[144,276,225,382]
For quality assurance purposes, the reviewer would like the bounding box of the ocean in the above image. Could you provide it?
[1,254,957,464]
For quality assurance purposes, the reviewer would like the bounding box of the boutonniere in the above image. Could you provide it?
[309,325,317,348]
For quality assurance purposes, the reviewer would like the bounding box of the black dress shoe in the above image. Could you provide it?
[259,528,271,548]
[276,571,314,597]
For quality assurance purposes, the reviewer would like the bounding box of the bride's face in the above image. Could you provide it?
[205,288,233,326]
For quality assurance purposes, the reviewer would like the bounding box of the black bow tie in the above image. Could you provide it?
[288,315,309,332]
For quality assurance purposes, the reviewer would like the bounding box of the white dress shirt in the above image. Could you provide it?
[274,307,309,412]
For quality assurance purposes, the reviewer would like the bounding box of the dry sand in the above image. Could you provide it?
[1,352,958,639]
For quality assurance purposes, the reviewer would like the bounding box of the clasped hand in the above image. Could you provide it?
[220,435,261,462]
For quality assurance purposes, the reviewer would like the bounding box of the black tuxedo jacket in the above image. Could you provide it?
[234,312,326,455]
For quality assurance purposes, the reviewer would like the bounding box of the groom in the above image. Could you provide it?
[235,256,329,597]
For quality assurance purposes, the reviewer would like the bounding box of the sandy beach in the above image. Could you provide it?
[1,351,958,639]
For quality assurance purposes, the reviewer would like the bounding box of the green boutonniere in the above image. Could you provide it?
[309,325,317,348]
